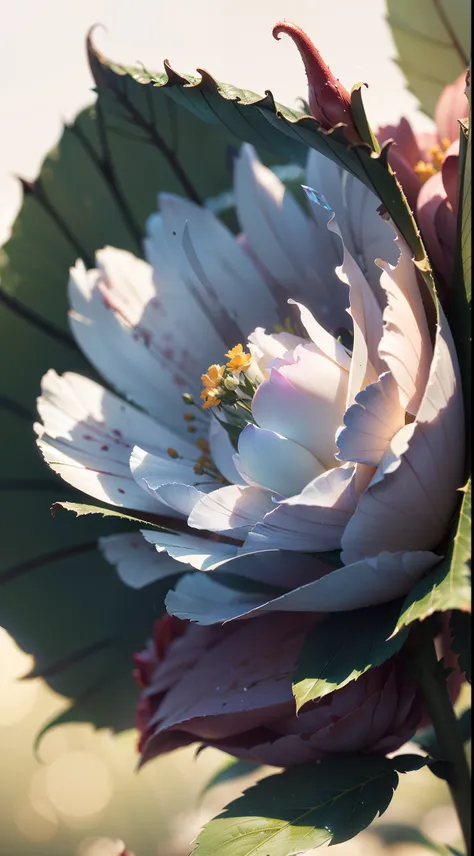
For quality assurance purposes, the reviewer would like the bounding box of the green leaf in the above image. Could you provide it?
[193,755,422,854]
[292,600,407,711]
[396,480,471,632]
[350,83,380,152]
[89,39,435,292]
[202,759,263,795]
[51,500,174,530]
[412,707,471,758]
[386,0,470,118]
[0,53,272,733]
[450,117,471,427]
[450,610,472,681]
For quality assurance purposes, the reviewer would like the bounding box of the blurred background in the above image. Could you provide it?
[0,1,462,854]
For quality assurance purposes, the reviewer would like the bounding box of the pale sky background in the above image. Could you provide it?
[0,0,435,244]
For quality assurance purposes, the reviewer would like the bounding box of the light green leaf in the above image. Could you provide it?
[292,600,407,711]
[396,481,471,633]
[386,0,470,118]
[373,823,465,855]
[0,54,272,733]
[193,755,425,855]
[51,500,173,530]
[89,39,435,292]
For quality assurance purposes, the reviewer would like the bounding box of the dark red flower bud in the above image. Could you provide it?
[272,21,360,142]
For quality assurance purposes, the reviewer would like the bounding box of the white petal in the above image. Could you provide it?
[68,252,191,430]
[156,192,278,342]
[142,529,239,571]
[251,354,348,468]
[244,464,369,552]
[236,425,325,497]
[234,145,348,329]
[188,485,274,533]
[305,149,398,299]
[99,532,182,588]
[336,371,406,466]
[341,304,465,563]
[328,218,385,405]
[377,235,432,415]
[130,445,210,504]
[166,550,440,623]
[153,483,212,517]
[290,301,352,370]
[35,371,184,512]
[208,418,245,485]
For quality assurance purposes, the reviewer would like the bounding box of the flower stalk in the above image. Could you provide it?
[411,624,471,855]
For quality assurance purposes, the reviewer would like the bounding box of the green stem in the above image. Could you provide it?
[412,626,471,855]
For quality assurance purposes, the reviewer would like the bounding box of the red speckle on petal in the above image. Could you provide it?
[101,444,109,451]
[112,429,123,437]
[117,488,126,494]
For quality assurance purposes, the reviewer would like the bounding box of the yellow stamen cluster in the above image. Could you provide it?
[200,364,225,409]
[225,344,252,373]
[274,316,298,335]
[414,137,451,185]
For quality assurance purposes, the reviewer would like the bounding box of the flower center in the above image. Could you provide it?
[414,137,451,184]
[200,344,259,446]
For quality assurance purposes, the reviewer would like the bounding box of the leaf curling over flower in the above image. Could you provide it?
[272,20,361,143]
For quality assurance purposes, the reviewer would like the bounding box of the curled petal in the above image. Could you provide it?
[341,304,465,563]
[142,529,239,572]
[336,371,406,466]
[244,464,370,552]
[377,234,432,415]
[188,485,275,533]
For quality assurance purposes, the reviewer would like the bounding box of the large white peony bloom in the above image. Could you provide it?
[35,144,464,613]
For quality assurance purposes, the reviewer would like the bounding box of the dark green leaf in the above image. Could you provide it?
[396,481,471,632]
[293,600,407,710]
[386,0,470,118]
[89,40,435,293]
[202,759,263,795]
[193,755,414,854]
[450,610,472,681]
[412,707,471,758]
[350,83,380,151]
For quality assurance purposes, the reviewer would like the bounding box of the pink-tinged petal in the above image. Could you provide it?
[244,464,371,552]
[142,529,239,572]
[233,145,347,329]
[377,118,422,168]
[336,371,406,466]
[252,356,348,468]
[188,485,275,533]
[130,446,209,503]
[35,371,183,512]
[417,171,456,290]
[377,235,432,416]
[290,301,352,370]
[99,532,182,588]
[208,418,245,486]
[166,550,440,622]
[156,191,278,345]
[236,424,325,497]
[435,71,469,144]
[341,304,464,563]
[145,614,313,746]
[442,140,461,212]
[305,149,399,298]
[247,326,306,377]
[68,253,190,430]
[328,218,386,404]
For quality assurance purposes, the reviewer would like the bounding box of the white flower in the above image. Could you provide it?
[35,143,463,615]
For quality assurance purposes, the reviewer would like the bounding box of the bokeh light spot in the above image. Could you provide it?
[0,629,38,727]
[46,750,113,818]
